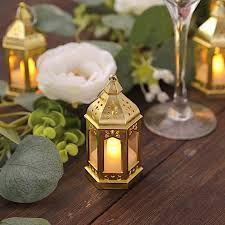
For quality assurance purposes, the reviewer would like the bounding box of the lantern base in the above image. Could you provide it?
[192,81,225,97]
[85,166,143,189]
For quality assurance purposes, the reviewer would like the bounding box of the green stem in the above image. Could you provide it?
[0,112,30,118]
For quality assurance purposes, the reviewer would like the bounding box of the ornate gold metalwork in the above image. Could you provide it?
[192,0,225,96]
[3,2,46,50]
[3,2,46,98]
[85,75,143,189]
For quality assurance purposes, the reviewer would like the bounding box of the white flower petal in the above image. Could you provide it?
[114,0,164,15]
[145,92,155,103]
[37,43,117,104]
[157,92,169,103]
[153,68,174,84]
[149,84,161,95]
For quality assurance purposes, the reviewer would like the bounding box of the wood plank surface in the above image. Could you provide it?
[1,88,225,225]
[1,1,225,225]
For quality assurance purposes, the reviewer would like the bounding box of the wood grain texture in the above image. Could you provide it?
[1,1,225,225]
[0,88,225,225]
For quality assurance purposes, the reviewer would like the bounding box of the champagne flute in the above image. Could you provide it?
[144,0,217,140]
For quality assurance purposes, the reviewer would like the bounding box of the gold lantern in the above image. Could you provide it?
[192,0,225,96]
[3,2,46,98]
[85,75,143,189]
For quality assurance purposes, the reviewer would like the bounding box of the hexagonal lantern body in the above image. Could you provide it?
[85,75,143,189]
[192,0,225,96]
[3,2,46,98]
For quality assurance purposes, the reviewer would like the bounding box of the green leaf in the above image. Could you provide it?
[65,116,81,129]
[33,97,63,113]
[0,80,9,97]
[32,4,75,37]
[0,127,20,144]
[28,110,47,128]
[0,135,63,203]
[115,44,134,93]
[89,40,122,57]
[153,38,195,84]
[0,217,51,225]
[102,14,135,36]
[74,0,104,6]
[49,111,66,127]
[64,132,79,144]
[130,6,173,50]
[72,129,85,146]
[15,93,43,111]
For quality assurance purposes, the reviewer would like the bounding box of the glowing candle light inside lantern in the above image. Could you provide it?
[9,56,37,89]
[28,57,37,88]
[212,48,225,84]
[104,137,122,173]
[9,55,25,89]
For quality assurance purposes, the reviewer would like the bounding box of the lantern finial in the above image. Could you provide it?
[104,75,123,95]
[16,2,33,26]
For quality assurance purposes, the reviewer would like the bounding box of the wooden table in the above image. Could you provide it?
[1,1,225,225]
[1,87,225,225]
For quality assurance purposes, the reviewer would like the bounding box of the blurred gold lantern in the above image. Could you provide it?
[3,2,46,98]
[192,0,225,96]
[85,75,143,189]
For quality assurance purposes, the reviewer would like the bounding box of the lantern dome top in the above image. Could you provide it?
[194,0,225,48]
[3,2,46,51]
[85,75,142,129]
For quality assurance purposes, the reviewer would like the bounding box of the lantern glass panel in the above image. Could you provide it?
[26,53,39,89]
[89,128,98,169]
[8,50,25,90]
[195,44,209,85]
[104,137,122,173]
[128,129,138,171]
[212,47,225,86]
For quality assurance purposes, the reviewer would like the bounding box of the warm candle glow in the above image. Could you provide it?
[104,137,122,173]
[28,57,37,87]
[9,55,37,89]
[106,137,121,158]
[9,55,25,89]
[213,48,225,84]
[213,49,225,75]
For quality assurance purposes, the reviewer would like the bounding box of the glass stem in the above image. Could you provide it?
[168,12,193,121]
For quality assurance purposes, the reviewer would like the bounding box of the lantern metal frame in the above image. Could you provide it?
[192,0,225,97]
[2,2,46,98]
[85,75,143,189]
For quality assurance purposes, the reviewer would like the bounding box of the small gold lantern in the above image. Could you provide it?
[192,0,225,96]
[3,2,46,97]
[85,75,143,189]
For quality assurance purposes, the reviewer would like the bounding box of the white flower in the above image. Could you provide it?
[157,92,169,103]
[37,43,117,104]
[153,68,174,84]
[114,0,164,15]
[149,84,161,95]
[144,92,155,103]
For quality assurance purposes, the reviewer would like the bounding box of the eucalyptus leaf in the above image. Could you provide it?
[130,6,173,50]
[89,40,122,57]
[0,217,51,225]
[15,93,43,111]
[115,44,134,93]
[102,14,135,36]
[0,135,63,203]
[0,80,9,98]
[0,127,20,144]
[32,4,75,37]
[74,0,104,6]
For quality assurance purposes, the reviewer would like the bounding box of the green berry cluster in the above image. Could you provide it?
[28,97,85,163]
